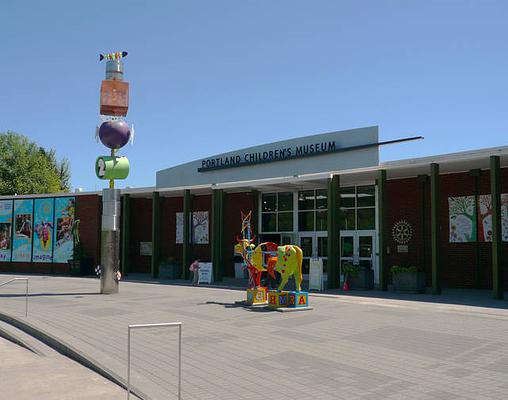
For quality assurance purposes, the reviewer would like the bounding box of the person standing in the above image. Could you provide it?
[189,259,200,285]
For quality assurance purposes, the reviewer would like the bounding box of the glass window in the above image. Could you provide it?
[316,210,327,231]
[341,236,354,258]
[317,236,328,258]
[298,211,314,231]
[357,185,375,207]
[359,236,373,258]
[357,208,375,230]
[278,192,293,211]
[278,212,293,232]
[316,189,328,210]
[339,208,355,230]
[298,190,315,210]
[300,237,313,257]
[262,213,276,232]
[340,187,355,208]
[262,193,276,212]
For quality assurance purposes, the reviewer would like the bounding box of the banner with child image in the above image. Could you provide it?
[0,200,13,262]
[12,199,34,262]
[53,197,76,263]
[32,198,55,263]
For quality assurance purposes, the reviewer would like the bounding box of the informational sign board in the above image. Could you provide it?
[12,199,33,262]
[309,258,324,291]
[32,198,54,263]
[140,242,152,256]
[198,262,213,284]
[0,200,13,262]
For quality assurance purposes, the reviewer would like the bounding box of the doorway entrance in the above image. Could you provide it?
[340,230,376,283]
[299,233,327,276]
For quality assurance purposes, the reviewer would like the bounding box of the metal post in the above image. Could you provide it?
[490,156,503,299]
[101,188,120,294]
[127,322,182,400]
[25,279,28,317]
[377,170,387,290]
[430,163,441,295]
[127,326,131,399]
[327,175,340,289]
[0,278,29,317]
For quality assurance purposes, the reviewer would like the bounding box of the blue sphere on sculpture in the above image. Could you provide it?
[98,120,131,149]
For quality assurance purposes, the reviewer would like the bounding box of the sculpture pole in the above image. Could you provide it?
[95,51,133,294]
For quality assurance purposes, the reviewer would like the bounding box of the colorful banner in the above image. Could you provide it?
[53,197,76,263]
[0,200,13,262]
[12,199,33,262]
[449,196,476,242]
[32,198,54,263]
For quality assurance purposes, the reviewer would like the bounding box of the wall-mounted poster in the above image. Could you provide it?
[192,211,209,244]
[12,199,34,261]
[0,200,13,262]
[176,212,183,244]
[32,198,54,263]
[449,196,476,242]
[53,197,76,263]
[502,194,508,242]
[478,194,492,242]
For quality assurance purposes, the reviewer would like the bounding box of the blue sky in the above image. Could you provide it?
[1,1,507,191]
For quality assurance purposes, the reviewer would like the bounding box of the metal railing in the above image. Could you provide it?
[127,322,182,400]
[0,278,28,317]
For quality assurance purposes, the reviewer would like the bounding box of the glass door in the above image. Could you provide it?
[339,231,376,284]
[299,235,314,275]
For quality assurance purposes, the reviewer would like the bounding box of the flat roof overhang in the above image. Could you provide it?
[2,144,508,200]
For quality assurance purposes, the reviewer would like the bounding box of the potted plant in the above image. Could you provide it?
[159,257,181,279]
[391,265,425,293]
[68,242,90,276]
[343,263,374,290]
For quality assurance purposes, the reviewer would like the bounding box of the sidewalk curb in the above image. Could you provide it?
[0,311,148,400]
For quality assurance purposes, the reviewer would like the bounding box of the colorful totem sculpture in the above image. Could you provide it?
[95,51,133,294]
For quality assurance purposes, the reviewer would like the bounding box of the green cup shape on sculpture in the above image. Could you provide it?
[95,156,130,180]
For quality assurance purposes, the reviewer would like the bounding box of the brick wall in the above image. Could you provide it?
[386,169,508,289]
[128,198,152,273]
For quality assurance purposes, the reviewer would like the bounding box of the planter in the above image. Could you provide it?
[349,269,374,290]
[392,272,426,293]
[159,263,181,279]
[68,258,93,276]
[68,260,81,276]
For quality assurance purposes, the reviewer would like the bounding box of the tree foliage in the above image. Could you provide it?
[0,131,71,195]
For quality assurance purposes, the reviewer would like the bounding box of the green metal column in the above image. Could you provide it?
[417,174,429,280]
[327,175,340,289]
[430,163,441,294]
[251,190,259,237]
[212,189,224,282]
[490,156,504,299]
[470,169,481,289]
[151,192,161,278]
[182,189,192,280]
[377,170,387,290]
[121,194,130,276]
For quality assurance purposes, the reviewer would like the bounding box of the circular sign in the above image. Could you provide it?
[392,220,413,244]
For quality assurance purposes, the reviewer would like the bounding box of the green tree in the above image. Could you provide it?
[0,131,71,195]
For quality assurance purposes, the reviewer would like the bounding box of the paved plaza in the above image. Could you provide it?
[1,274,508,399]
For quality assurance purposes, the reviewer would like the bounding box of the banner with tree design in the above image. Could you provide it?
[449,196,476,242]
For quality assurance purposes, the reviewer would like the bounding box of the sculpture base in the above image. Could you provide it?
[246,287,268,305]
[268,291,309,308]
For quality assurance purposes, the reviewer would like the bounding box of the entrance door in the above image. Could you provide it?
[299,233,328,277]
[340,231,376,283]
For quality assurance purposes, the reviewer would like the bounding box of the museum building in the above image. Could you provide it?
[0,126,507,297]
